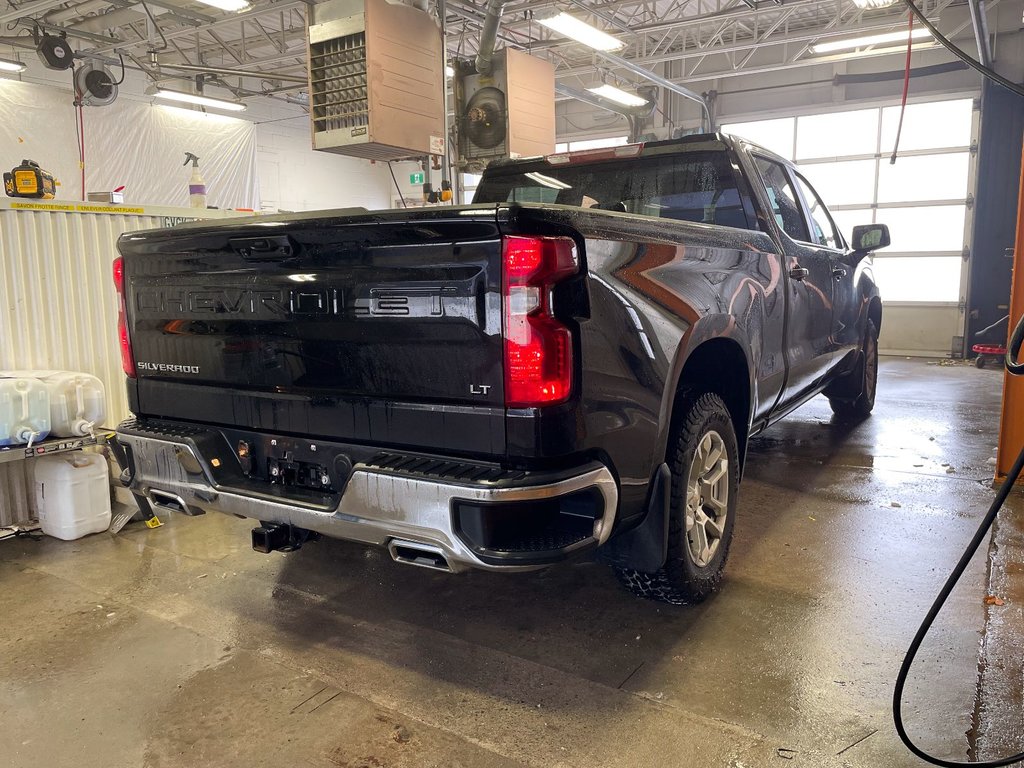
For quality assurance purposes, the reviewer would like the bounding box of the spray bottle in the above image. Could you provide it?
[183,152,206,209]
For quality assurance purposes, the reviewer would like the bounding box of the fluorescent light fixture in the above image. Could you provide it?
[811,27,932,54]
[194,0,251,11]
[852,0,899,8]
[587,83,648,107]
[152,87,247,111]
[0,57,27,73]
[538,12,623,51]
[524,172,572,190]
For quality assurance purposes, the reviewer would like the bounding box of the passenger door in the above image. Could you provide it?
[752,156,835,402]
[792,171,860,364]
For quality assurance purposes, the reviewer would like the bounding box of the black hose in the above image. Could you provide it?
[893,312,1024,766]
[387,162,408,209]
[1008,313,1024,376]
[111,53,126,86]
[902,0,1024,99]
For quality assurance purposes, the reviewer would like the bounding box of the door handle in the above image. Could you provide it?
[832,267,847,280]
[789,266,809,281]
[230,235,296,260]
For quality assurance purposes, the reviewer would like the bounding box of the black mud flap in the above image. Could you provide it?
[598,463,670,572]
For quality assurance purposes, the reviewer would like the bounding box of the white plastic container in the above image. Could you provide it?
[9,370,106,437]
[35,453,111,540]
[0,376,51,446]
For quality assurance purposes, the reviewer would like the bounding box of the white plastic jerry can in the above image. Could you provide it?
[35,453,112,540]
[0,376,51,446]
[24,370,106,437]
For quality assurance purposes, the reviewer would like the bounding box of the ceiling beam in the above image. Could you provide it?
[552,15,933,79]
[0,0,72,25]
[966,0,992,67]
[82,0,306,56]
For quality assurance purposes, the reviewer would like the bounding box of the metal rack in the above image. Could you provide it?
[0,430,114,466]
[0,430,116,528]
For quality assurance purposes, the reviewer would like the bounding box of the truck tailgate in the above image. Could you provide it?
[117,209,505,453]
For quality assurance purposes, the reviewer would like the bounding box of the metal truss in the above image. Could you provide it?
[0,0,974,101]
[1,0,309,96]
[447,0,968,85]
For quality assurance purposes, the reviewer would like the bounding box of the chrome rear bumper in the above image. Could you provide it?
[117,423,618,573]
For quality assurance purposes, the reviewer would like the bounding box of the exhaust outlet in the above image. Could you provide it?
[388,540,452,572]
[148,489,204,516]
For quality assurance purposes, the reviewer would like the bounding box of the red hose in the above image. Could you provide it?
[78,102,86,201]
[889,12,914,165]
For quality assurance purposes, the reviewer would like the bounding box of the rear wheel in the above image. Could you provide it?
[829,318,878,420]
[616,393,739,605]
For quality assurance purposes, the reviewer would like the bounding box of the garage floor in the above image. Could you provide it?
[3,358,1022,768]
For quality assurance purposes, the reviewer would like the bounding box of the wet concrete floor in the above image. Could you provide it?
[2,357,1020,767]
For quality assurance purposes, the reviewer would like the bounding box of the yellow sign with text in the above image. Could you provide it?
[9,201,145,214]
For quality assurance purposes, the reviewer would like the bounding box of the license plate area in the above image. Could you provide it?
[268,457,331,491]
[224,429,355,495]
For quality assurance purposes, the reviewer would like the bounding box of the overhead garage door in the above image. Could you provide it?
[724,97,977,357]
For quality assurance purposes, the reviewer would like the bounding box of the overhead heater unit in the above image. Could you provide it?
[457,48,556,172]
[308,0,444,160]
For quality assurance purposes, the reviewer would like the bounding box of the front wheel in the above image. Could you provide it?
[615,393,739,605]
[829,318,878,420]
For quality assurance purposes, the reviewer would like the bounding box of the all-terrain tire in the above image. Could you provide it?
[616,393,739,605]
[829,318,879,420]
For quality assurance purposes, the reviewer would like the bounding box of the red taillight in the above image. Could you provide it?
[502,236,578,407]
[113,257,136,378]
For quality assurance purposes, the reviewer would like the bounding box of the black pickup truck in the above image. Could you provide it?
[113,133,887,604]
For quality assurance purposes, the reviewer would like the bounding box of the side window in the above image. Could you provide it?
[794,172,843,249]
[754,156,810,242]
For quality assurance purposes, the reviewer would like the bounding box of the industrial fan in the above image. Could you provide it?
[454,48,554,171]
[74,63,118,107]
[463,87,507,151]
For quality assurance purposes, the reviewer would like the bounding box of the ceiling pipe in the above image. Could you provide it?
[0,36,35,49]
[46,0,110,25]
[13,17,125,46]
[156,62,308,83]
[555,83,652,118]
[475,0,506,76]
[0,0,70,25]
[591,49,711,130]
[72,7,145,34]
[967,0,992,69]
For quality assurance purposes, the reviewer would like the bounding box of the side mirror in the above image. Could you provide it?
[851,223,890,254]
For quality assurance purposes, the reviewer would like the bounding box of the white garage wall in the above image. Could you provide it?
[255,117,394,212]
[0,77,260,208]
[0,62,394,213]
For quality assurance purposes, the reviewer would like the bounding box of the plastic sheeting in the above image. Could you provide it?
[0,79,259,209]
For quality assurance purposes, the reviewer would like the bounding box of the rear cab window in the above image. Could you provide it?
[474,146,756,230]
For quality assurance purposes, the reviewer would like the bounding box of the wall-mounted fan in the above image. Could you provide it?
[74,63,118,107]
[454,48,554,172]
[463,87,507,151]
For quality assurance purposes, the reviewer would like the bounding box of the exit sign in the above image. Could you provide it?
[409,172,424,185]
